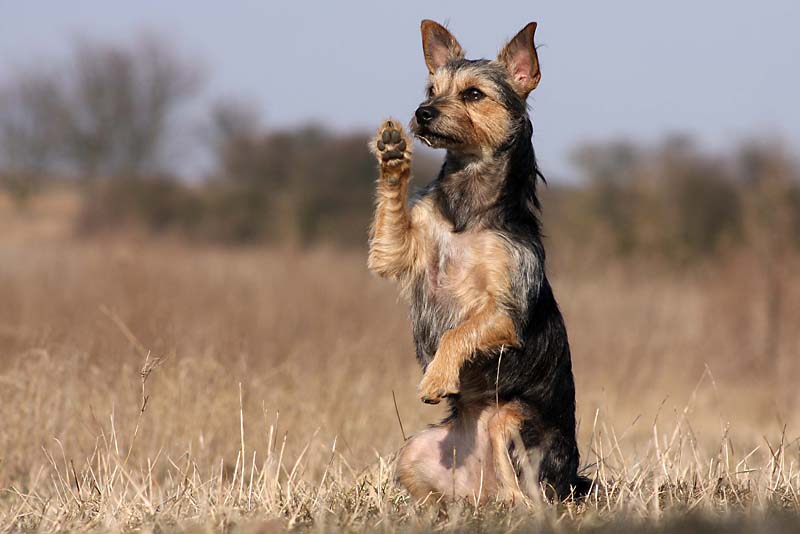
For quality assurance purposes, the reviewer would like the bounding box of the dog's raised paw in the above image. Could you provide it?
[373,120,411,173]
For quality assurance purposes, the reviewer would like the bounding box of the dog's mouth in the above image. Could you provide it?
[413,128,462,148]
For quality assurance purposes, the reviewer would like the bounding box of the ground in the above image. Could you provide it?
[0,192,799,532]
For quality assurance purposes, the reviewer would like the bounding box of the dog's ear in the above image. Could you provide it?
[497,22,541,96]
[420,20,465,74]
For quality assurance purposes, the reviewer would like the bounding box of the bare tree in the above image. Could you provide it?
[0,32,203,205]
[0,68,65,205]
[208,98,264,184]
[61,34,202,179]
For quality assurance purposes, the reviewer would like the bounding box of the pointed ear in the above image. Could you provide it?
[497,22,541,96]
[420,19,465,74]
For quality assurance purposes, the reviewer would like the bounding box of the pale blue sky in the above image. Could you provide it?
[1,1,798,179]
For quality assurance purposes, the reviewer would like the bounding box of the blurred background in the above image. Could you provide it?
[1,1,800,524]
[2,1,799,251]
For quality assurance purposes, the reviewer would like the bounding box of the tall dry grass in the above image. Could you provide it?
[1,194,800,532]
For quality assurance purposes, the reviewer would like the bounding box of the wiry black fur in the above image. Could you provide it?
[408,59,590,499]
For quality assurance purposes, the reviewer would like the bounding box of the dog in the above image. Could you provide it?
[368,19,590,503]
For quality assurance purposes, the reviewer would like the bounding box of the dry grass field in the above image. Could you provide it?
[1,192,800,533]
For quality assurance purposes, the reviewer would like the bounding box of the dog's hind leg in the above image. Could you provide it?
[487,401,528,503]
[396,408,506,504]
[396,425,449,502]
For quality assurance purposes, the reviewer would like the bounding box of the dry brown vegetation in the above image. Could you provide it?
[2,30,800,534]
[1,193,800,533]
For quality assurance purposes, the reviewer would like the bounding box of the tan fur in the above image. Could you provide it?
[367,120,423,280]
[368,121,518,403]
[417,231,518,402]
[418,309,516,401]
[421,20,465,74]
[497,22,541,96]
[369,134,527,501]
[469,98,513,148]
[369,33,535,500]
[487,400,528,502]
[424,67,514,153]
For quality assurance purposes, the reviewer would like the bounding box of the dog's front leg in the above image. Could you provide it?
[367,120,419,279]
[418,306,517,404]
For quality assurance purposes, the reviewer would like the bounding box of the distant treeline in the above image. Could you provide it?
[548,136,800,263]
[1,35,799,260]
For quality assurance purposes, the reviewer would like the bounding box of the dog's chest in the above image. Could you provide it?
[407,197,509,361]
[422,220,498,314]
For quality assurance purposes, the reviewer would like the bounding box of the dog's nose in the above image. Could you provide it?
[415,105,439,125]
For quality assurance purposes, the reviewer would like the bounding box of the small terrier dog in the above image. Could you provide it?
[368,20,589,502]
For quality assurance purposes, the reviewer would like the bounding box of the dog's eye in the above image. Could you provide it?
[426,86,435,99]
[462,88,485,102]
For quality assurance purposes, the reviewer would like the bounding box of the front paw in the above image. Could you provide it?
[372,120,412,179]
[418,363,460,405]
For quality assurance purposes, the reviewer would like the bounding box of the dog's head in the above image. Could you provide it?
[410,20,540,154]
